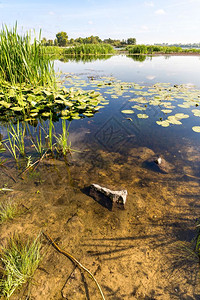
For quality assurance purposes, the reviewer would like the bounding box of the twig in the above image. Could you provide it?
[43,231,105,300]
[20,150,48,178]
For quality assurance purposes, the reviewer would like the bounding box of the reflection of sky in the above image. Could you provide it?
[55,55,200,88]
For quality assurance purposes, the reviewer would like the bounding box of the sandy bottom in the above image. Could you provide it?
[0,141,200,300]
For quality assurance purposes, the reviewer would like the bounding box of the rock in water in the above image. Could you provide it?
[90,184,127,210]
[145,155,174,173]
[154,156,174,173]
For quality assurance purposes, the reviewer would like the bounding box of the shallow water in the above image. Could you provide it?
[0,55,200,299]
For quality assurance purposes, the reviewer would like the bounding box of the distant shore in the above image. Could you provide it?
[118,50,200,56]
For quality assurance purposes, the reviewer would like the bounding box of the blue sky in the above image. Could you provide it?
[0,0,200,44]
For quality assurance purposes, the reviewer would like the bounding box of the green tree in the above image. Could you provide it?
[41,37,47,45]
[69,38,74,44]
[54,38,58,46]
[127,38,136,45]
[46,39,53,46]
[56,32,68,47]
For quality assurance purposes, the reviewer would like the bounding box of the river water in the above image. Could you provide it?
[0,54,200,299]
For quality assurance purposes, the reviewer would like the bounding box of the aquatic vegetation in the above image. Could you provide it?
[54,120,74,156]
[192,126,200,132]
[0,199,17,223]
[4,121,26,161]
[121,109,134,114]
[30,126,45,157]
[0,235,41,298]
[0,142,6,153]
[0,81,104,122]
[5,128,18,161]
[126,44,200,55]
[60,54,113,63]
[48,114,54,153]
[137,113,149,119]
[78,74,200,131]
[0,25,106,126]
[64,44,115,55]
[0,24,55,86]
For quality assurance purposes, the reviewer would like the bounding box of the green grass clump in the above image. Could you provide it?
[126,44,200,55]
[0,235,41,298]
[0,199,17,223]
[0,23,56,86]
[54,120,78,156]
[64,43,115,55]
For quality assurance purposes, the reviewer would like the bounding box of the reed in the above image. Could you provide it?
[126,44,200,54]
[55,120,76,156]
[48,114,54,153]
[30,126,45,157]
[5,121,26,160]
[64,44,115,55]
[0,24,56,86]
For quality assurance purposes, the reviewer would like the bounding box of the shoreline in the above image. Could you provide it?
[118,50,200,56]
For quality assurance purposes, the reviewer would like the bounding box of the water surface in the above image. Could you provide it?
[1,54,200,299]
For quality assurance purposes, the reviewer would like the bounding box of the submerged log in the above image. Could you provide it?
[90,183,127,210]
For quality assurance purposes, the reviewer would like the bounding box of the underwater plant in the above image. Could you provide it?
[0,234,41,298]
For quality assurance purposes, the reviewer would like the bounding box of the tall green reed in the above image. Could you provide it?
[30,126,45,157]
[0,23,56,87]
[64,44,115,55]
[55,120,79,156]
[5,121,26,160]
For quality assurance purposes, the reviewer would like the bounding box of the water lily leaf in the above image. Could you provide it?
[137,114,149,119]
[161,109,172,114]
[0,100,12,108]
[167,116,182,125]
[132,105,146,111]
[42,112,51,117]
[178,103,191,108]
[30,112,38,117]
[156,120,170,127]
[192,109,200,117]
[71,115,81,120]
[7,89,16,97]
[192,126,200,132]
[10,106,24,111]
[83,112,94,117]
[174,113,189,119]
[43,90,52,96]
[121,110,134,114]
[55,99,65,104]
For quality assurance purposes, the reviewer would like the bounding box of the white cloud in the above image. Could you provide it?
[49,11,55,16]
[155,9,166,15]
[88,20,93,25]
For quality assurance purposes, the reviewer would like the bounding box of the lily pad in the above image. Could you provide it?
[156,120,170,127]
[192,126,200,132]
[137,114,149,119]
[121,110,134,114]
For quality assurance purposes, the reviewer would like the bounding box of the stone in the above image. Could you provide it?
[90,183,127,210]
[145,155,174,173]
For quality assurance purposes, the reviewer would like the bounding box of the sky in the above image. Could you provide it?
[0,0,200,44]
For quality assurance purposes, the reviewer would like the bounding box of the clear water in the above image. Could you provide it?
[54,55,200,167]
[1,55,200,299]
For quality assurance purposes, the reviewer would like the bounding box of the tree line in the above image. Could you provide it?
[41,32,136,47]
